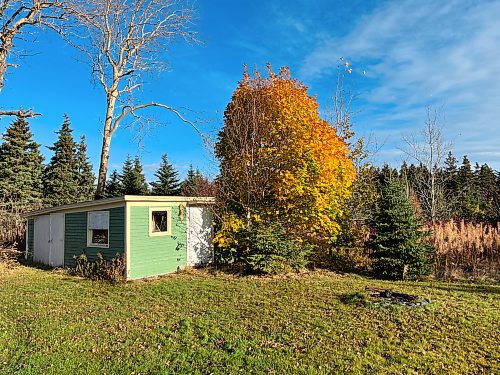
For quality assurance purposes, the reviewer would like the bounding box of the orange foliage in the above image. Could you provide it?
[215,66,356,244]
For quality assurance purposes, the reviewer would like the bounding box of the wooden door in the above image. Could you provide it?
[49,213,65,267]
[33,215,50,264]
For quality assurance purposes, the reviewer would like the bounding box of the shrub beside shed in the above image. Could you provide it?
[23,196,214,280]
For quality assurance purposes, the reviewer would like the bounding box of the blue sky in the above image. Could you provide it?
[1,0,499,181]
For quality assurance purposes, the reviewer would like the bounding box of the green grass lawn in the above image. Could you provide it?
[0,264,498,374]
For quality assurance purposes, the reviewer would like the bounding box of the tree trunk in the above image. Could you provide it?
[95,134,111,199]
[430,168,436,223]
[0,35,14,93]
[95,96,117,199]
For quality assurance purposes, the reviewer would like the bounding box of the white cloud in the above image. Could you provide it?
[300,0,500,168]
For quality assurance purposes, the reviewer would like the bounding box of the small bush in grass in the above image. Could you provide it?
[73,253,126,282]
[327,246,372,273]
[339,292,370,306]
[237,222,314,274]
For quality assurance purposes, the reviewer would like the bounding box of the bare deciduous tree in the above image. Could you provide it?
[68,0,200,198]
[328,61,381,232]
[401,106,451,223]
[0,0,65,117]
[214,70,276,227]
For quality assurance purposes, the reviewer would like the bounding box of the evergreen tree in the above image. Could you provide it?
[150,153,181,196]
[181,164,197,196]
[443,151,459,218]
[121,155,148,195]
[104,169,123,197]
[75,136,95,201]
[375,164,400,196]
[457,155,477,220]
[43,114,79,207]
[475,163,499,222]
[369,178,434,280]
[444,151,458,174]
[120,155,134,194]
[0,116,44,212]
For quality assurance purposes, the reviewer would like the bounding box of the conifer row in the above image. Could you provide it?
[0,115,215,214]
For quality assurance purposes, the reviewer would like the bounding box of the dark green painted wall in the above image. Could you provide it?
[129,205,187,279]
[27,219,34,256]
[64,206,125,267]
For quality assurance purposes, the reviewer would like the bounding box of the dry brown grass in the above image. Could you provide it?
[0,246,23,270]
[0,210,25,248]
[433,220,500,280]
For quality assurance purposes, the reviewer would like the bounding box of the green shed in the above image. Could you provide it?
[23,196,214,280]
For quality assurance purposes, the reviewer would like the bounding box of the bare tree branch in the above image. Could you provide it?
[400,106,452,223]
[66,0,198,198]
[0,0,68,93]
[0,107,40,118]
[114,102,204,137]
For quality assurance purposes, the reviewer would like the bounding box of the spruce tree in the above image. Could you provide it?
[133,156,149,195]
[121,155,149,195]
[0,116,44,212]
[476,163,498,222]
[105,169,123,197]
[443,151,459,217]
[75,136,95,201]
[120,155,134,194]
[444,151,458,178]
[150,153,181,196]
[369,178,434,280]
[43,114,79,207]
[457,155,477,220]
[181,164,197,196]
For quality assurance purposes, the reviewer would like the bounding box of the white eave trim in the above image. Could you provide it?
[22,195,215,218]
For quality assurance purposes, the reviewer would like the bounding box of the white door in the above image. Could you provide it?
[186,206,213,266]
[49,213,65,267]
[34,215,50,264]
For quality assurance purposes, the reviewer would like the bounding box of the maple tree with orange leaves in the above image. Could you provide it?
[215,65,356,249]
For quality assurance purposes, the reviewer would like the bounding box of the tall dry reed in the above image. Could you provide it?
[0,210,26,248]
[433,220,500,280]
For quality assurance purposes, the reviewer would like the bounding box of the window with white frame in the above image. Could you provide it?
[149,207,171,236]
[87,211,110,247]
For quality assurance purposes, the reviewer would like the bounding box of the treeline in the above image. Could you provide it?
[104,156,215,198]
[0,115,94,214]
[371,153,499,224]
[338,155,499,280]
[0,115,213,245]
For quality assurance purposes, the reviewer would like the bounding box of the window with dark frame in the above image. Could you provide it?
[151,210,169,233]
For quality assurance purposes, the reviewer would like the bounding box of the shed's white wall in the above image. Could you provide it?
[186,205,213,266]
[33,215,50,264]
[49,213,65,267]
[33,213,65,267]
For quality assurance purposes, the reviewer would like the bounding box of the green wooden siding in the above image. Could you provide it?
[27,219,34,256]
[129,205,187,279]
[64,206,125,267]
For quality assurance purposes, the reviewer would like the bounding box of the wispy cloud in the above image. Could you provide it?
[300,0,500,168]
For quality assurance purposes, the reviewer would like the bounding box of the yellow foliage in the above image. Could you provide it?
[215,65,356,246]
[213,213,245,248]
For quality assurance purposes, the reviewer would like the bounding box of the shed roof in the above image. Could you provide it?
[23,195,215,218]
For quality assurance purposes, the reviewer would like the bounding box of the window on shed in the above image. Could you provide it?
[149,208,171,236]
[87,211,110,247]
